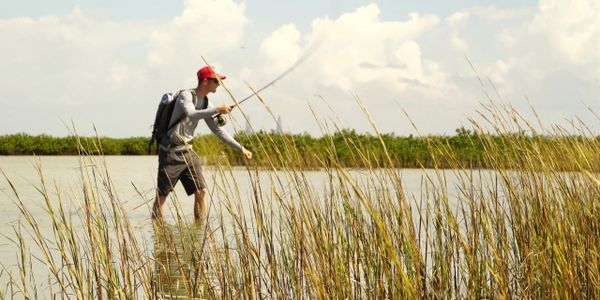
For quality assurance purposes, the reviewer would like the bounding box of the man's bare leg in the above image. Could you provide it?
[193,188,207,220]
[152,193,167,220]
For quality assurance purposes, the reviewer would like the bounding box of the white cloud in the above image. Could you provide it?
[259,23,303,73]
[1,0,598,137]
[446,11,470,50]
[0,0,249,136]
[457,0,600,133]
[496,0,600,69]
[530,0,600,66]
[0,6,151,102]
[232,4,460,135]
[147,0,247,68]
[489,0,600,88]
[259,4,446,95]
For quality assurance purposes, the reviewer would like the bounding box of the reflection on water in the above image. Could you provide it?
[152,221,213,299]
[0,156,489,297]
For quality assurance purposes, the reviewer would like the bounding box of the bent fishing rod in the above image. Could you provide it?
[202,38,323,126]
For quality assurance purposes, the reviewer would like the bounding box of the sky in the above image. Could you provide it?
[1,0,599,137]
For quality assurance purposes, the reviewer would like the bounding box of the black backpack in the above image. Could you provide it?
[147,89,206,154]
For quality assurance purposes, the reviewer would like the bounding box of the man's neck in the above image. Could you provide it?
[195,86,208,99]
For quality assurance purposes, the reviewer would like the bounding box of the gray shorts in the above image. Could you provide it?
[157,149,206,196]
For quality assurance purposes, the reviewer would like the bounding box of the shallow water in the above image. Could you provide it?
[0,155,493,297]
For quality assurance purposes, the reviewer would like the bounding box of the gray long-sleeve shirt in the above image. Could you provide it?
[165,89,241,152]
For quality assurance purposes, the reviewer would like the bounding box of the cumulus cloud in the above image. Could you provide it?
[0,0,249,136]
[235,3,463,135]
[259,23,303,73]
[456,0,600,133]
[259,4,446,95]
[446,11,470,50]
[486,0,600,92]
[530,0,600,66]
[147,0,247,68]
[0,7,150,100]
[1,0,598,137]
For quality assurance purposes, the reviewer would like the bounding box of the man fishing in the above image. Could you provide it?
[152,65,253,221]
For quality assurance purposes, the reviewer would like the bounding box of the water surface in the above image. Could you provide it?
[0,155,484,296]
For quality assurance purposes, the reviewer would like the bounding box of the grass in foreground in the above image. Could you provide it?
[0,102,598,299]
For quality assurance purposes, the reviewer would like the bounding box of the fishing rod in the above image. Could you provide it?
[205,37,323,126]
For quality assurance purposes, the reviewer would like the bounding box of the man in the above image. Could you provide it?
[152,65,252,220]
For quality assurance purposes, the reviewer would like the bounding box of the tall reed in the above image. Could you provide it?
[0,101,598,299]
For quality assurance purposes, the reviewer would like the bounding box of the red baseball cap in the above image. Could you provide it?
[197,66,226,80]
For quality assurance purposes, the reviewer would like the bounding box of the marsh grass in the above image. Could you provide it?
[0,101,599,299]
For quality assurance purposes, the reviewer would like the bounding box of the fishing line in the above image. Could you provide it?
[205,19,330,127]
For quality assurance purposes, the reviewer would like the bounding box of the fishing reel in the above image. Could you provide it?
[215,114,227,127]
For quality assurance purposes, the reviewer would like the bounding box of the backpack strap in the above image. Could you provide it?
[166,89,209,132]
[196,90,209,110]
[165,89,187,132]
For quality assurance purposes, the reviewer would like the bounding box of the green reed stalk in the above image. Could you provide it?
[0,100,598,298]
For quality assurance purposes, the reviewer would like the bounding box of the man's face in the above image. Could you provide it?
[207,78,220,93]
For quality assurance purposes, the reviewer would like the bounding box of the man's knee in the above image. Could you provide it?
[195,188,208,197]
[155,192,167,203]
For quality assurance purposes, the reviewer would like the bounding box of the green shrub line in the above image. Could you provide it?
[0,134,149,156]
[1,129,599,170]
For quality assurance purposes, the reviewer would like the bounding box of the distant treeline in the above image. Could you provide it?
[0,134,149,156]
[1,130,598,169]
